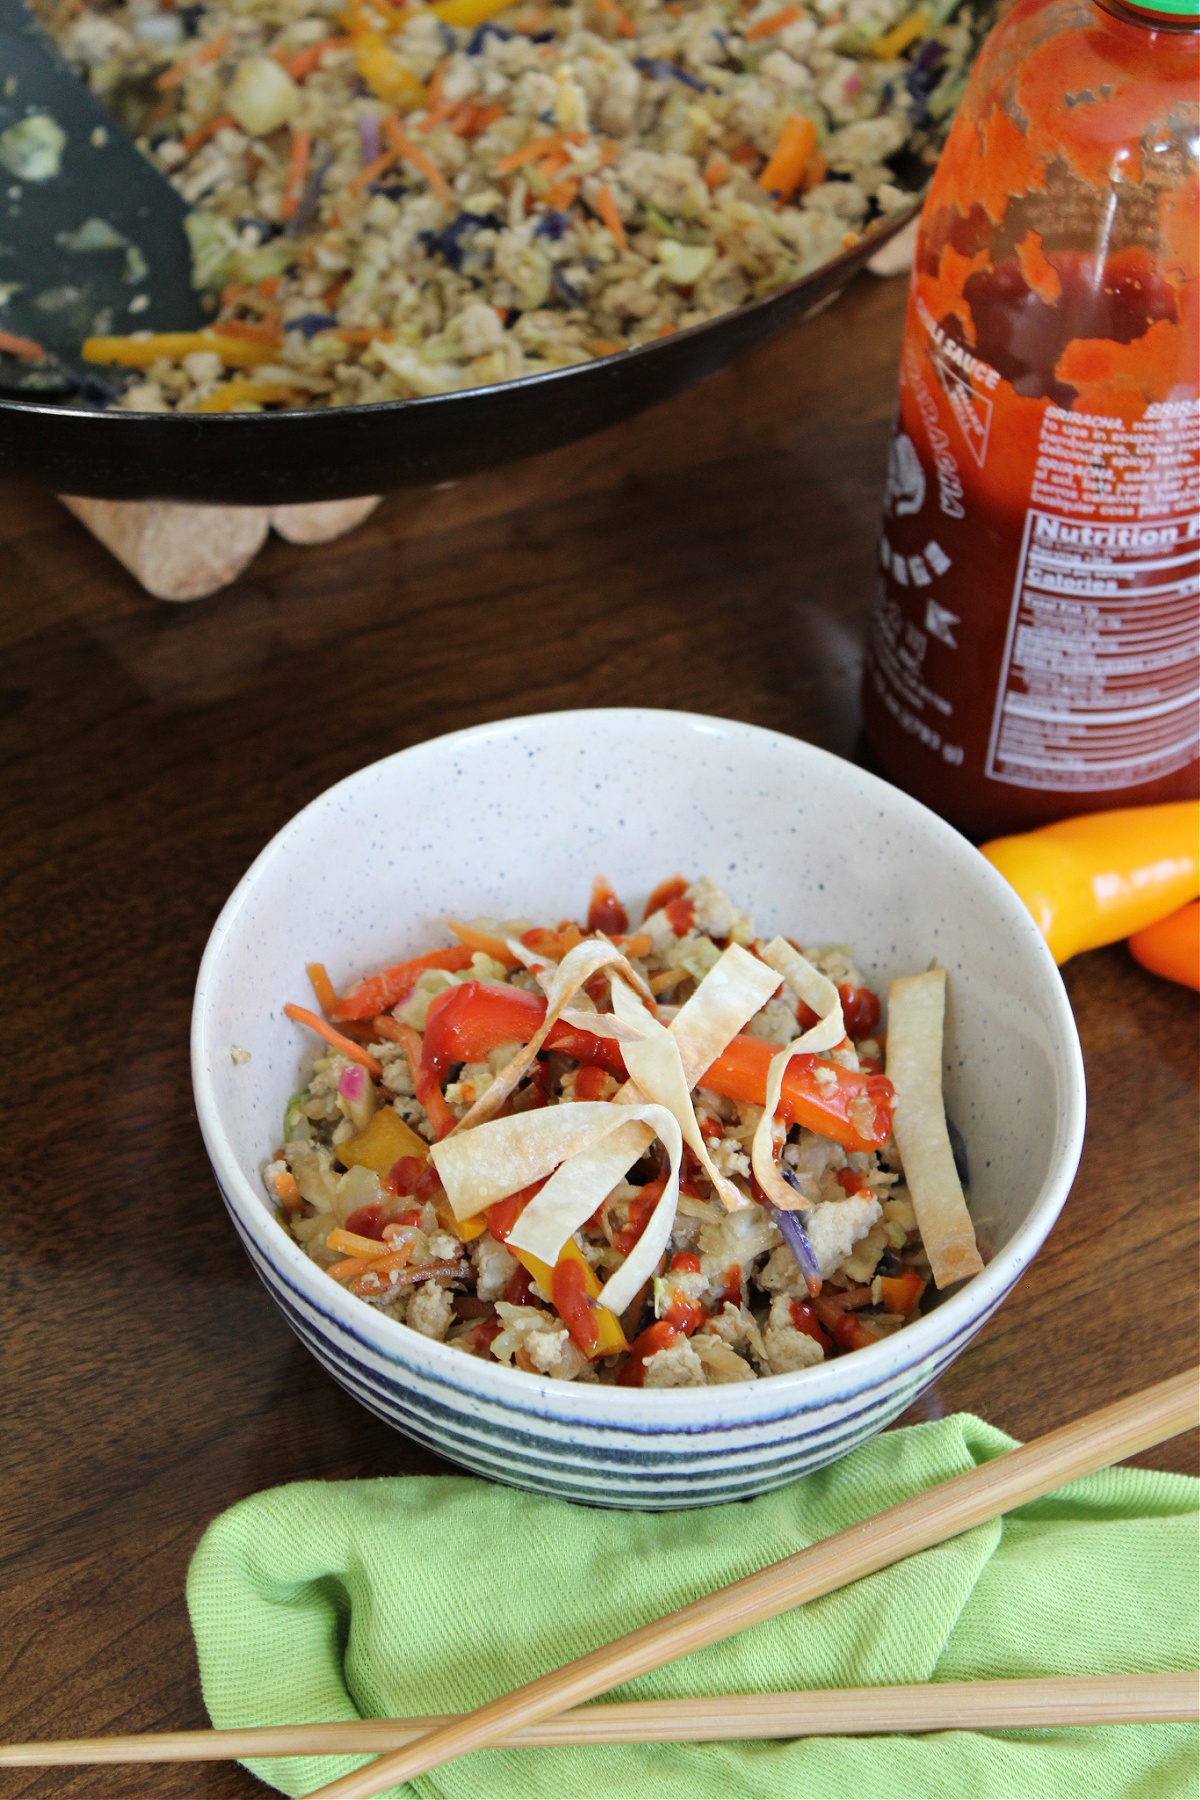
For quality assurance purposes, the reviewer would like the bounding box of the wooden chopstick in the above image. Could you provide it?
[305,1366,1199,1798]
[2,1674,1196,1765]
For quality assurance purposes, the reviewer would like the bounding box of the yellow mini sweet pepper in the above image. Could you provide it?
[981,801,1199,965]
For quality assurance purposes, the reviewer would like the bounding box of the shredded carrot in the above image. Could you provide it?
[611,931,654,956]
[416,58,454,129]
[216,318,284,344]
[369,1014,407,1041]
[327,1227,392,1259]
[156,27,231,90]
[276,35,348,80]
[350,146,402,193]
[393,1020,455,1139]
[596,140,619,168]
[744,3,801,36]
[593,181,627,249]
[656,321,677,337]
[583,336,624,356]
[544,176,580,210]
[648,966,689,994]
[283,1003,384,1077]
[219,277,282,316]
[537,146,573,179]
[492,129,587,174]
[450,101,504,137]
[352,1250,454,1295]
[329,1242,415,1281]
[337,325,394,343]
[0,329,46,363]
[180,112,235,155]
[703,152,730,190]
[271,1168,302,1213]
[306,961,339,1016]
[592,0,636,34]
[758,112,819,202]
[418,96,459,132]
[280,129,312,222]
[729,140,760,167]
[445,919,521,965]
[382,115,452,201]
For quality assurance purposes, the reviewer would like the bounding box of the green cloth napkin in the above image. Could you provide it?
[186,1414,1199,1800]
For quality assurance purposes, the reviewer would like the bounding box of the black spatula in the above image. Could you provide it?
[0,0,203,397]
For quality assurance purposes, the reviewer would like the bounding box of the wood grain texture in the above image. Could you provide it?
[0,272,1196,1797]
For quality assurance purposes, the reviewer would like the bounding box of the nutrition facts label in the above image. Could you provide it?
[986,403,1199,791]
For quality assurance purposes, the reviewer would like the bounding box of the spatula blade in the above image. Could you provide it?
[0,0,203,396]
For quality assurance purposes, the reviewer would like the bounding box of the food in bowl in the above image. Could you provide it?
[32,0,976,411]
[268,874,983,1386]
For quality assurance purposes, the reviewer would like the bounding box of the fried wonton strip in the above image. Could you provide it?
[432,1100,625,1219]
[886,968,983,1289]
[757,937,846,1052]
[668,943,783,1088]
[508,1109,682,1318]
[612,976,748,1212]
[453,939,650,1130]
[556,1006,647,1042]
[750,937,849,1212]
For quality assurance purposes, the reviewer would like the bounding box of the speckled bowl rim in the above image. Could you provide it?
[191,708,1087,1430]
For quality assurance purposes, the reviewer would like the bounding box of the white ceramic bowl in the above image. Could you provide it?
[192,709,1085,1509]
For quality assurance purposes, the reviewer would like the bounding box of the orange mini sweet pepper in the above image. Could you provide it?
[1128,901,1200,992]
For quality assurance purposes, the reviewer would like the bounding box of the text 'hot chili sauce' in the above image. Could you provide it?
[863,0,1199,836]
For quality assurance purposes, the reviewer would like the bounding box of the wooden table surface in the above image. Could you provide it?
[2,269,1196,1796]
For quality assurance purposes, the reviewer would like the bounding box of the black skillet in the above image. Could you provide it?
[0,8,986,505]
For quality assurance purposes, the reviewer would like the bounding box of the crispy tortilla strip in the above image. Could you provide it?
[749,937,846,1211]
[886,968,983,1289]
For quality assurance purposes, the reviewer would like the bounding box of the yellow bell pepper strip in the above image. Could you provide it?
[981,801,1200,965]
[430,0,516,27]
[869,5,929,58]
[337,1106,430,1174]
[1128,901,1200,992]
[82,329,281,370]
[485,1188,626,1356]
[520,1239,628,1358]
[352,36,426,110]
[191,378,303,411]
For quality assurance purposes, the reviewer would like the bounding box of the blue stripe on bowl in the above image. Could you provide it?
[222,1182,1005,1507]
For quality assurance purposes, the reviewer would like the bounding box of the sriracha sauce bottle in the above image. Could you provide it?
[862,0,1199,836]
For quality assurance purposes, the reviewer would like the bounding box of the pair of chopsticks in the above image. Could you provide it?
[2,1369,1195,1790]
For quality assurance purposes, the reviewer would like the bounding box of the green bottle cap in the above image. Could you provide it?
[1120,0,1199,19]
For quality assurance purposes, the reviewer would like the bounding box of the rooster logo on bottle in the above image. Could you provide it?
[884,432,925,518]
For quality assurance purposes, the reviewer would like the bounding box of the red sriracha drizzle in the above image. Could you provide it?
[662,1252,705,1335]
[617,1320,679,1386]
[838,984,881,1039]
[587,878,629,936]
[552,1257,601,1354]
